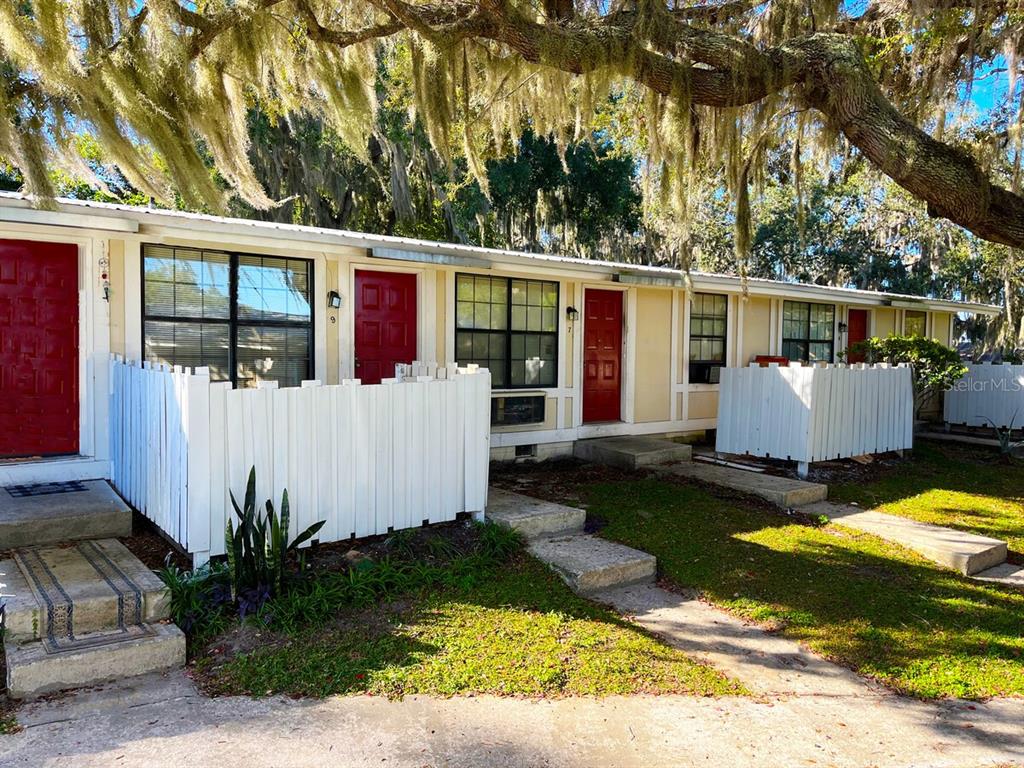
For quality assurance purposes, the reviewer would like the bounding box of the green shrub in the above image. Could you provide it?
[851,335,967,417]
[157,557,232,637]
[476,520,522,560]
[226,466,326,606]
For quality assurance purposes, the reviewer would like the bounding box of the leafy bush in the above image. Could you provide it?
[157,557,232,636]
[226,466,326,605]
[476,520,522,560]
[851,335,967,417]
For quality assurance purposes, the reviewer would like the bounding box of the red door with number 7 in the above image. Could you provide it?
[354,270,417,384]
[583,289,623,423]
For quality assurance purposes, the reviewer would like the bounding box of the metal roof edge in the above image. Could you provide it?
[0,192,1002,315]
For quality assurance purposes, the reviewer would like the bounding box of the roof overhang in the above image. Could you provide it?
[0,192,1003,317]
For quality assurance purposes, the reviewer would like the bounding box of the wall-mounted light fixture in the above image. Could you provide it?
[566,306,579,322]
[838,321,848,333]
[327,290,342,309]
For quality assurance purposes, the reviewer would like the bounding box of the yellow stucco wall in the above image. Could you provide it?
[436,270,447,365]
[741,296,773,364]
[931,312,952,344]
[108,238,127,358]
[874,308,896,337]
[325,259,340,384]
[688,390,718,420]
[633,288,672,423]
[564,282,575,389]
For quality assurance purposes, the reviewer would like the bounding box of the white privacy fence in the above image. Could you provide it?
[944,363,1024,430]
[716,362,914,475]
[109,357,491,565]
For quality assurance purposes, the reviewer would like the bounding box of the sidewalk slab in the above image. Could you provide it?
[596,582,874,697]
[574,436,692,470]
[972,562,1024,589]
[528,534,656,595]
[486,488,585,540]
[807,502,1007,575]
[659,461,828,508]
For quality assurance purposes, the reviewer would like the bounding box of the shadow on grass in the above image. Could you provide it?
[584,477,1024,700]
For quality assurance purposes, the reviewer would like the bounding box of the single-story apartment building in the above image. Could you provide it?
[0,192,999,485]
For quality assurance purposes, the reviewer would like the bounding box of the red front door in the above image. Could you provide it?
[847,309,869,363]
[0,239,79,458]
[354,270,417,384]
[583,289,623,423]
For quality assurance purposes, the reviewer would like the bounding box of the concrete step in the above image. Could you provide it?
[973,562,1024,589]
[574,436,693,470]
[659,461,828,508]
[5,622,185,699]
[1,539,170,643]
[528,534,656,595]
[486,488,586,540]
[0,480,131,549]
[806,502,1008,576]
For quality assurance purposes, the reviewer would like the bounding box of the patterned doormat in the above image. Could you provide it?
[12,540,155,654]
[5,480,89,498]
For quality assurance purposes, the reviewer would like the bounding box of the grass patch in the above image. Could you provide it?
[831,440,1024,554]
[194,533,743,700]
[581,478,1024,700]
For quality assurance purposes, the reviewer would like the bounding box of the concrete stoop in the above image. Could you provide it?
[5,623,185,699]
[0,538,184,699]
[573,436,693,470]
[487,488,656,596]
[0,480,132,550]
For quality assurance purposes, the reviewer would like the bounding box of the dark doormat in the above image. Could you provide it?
[4,481,89,498]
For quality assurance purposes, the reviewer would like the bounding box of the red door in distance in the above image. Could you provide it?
[354,270,417,384]
[847,309,869,363]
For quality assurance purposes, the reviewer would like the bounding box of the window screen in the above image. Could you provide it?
[455,274,558,388]
[143,245,313,387]
[782,301,835,363]
[688,293,727,384]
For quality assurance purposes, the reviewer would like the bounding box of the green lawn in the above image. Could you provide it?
[831,440,1024,553]
[581,478,1024,699]
[196,554,743,699]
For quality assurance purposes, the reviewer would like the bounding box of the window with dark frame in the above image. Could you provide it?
[904,310,927,337]
[688,293,728,384]
[782,300,835,363]
[455,274,558,389]
[143,244,313,388]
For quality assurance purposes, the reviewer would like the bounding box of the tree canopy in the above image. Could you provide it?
[1,1,1022,270]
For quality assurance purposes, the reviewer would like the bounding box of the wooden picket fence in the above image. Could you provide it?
[716,362,914,475]
[109,357,491,565]
[943,363,1024,430]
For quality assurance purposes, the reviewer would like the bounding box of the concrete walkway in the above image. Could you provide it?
[595,582,872,697]
[805,501,1021,585]
[656,460,828,507]
[2,670,1023,767]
